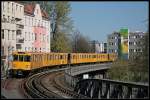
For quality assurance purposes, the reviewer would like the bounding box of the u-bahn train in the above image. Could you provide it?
[9,52,117,76]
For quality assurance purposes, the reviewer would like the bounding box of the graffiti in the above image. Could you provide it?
[120,28,129,60]
[33,26,47,51]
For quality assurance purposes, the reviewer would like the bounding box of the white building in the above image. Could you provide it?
[1,1,24,71]
[89,40,107,53]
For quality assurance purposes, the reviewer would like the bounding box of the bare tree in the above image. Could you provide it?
[71,30,91,53]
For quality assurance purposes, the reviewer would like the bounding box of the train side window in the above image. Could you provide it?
[24,55,31,62]
[38,55,40,62]
[58,55,60,60]
[35,55,37,61]
[73,55,75,59]
[37,55,38,61]
[64,55,67,59]
[13,54,18,61]
[47,54,48,61]
[52,54,54,60]
[55,55,57,60]
[39,55,41,61]
[60,55,63,59]
[49,54,51,60]
[50,55,52,60]
[35,55,36,62]
[33,55,35,61]
[19,55,24,61]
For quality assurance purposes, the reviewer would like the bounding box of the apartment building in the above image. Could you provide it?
[129,32,145,59]
[107,32,121,56]
[107,30,145,59]
[23,3,50,52]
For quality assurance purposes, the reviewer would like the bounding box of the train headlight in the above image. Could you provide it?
[13,64,16,68]
[26,65,30,69]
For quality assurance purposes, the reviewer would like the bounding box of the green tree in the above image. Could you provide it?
[51,2,73,38]
[51,32,71,52]
[50,2,73,52]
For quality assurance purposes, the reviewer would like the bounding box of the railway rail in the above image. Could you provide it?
[23,69,90,99]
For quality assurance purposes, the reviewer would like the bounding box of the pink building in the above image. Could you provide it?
[23,3,51,52]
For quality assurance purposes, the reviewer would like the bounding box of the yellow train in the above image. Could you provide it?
[9,52,117,76]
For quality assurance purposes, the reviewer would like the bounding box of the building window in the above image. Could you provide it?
[8,16,10,23]
[35,34,37,41]
[16,44,21,49]
[8,2,9,13]
[134,42,136,45]
[2,30,4,39]
[12,30,15,40]
[43,34,44,42]
[29,32,30,41]
[134,36,136,39]
[32,18,33,26]
[25,32,27,40]
[8,30,10,40]
[47,35,49,43]
[20,6,21,13]
[32,33,34,40]
[16,4,18,12]
[12,3,13,14]
[2,46,4,56]
[2,2,4,11]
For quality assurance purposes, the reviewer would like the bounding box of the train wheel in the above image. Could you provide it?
[17,70,23,78]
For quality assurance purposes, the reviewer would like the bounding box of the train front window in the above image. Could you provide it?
[19,55,24,61]
[24,55,31,62]
[13,54,18,61]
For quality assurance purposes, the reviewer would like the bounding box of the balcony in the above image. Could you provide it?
[16,38,24,43]
[16,24,24,29]
[16,36,24,43]
[16,30,22,35]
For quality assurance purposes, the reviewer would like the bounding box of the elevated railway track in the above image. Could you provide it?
[23,69,89,99]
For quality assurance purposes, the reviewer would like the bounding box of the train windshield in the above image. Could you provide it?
[24,55,31,62]
[13,54,31,62]
[13,54,18,61]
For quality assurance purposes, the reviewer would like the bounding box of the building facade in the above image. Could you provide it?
[107,32,121,56]
[107,30,145,59]
[23,3,50,52]
[129,32,145,59]
[89,40,107,53]
[1,1,24,71]
[1,1,51,72]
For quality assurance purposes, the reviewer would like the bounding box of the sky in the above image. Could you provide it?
[70,2,148,42]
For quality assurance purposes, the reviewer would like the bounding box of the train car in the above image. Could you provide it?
[108,53,117,62]
[10,52,68,76]
[97,53,109,62]
[10,52,32,76]
[10,51,117,77]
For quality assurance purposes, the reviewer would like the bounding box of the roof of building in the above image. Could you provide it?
[24,3,49,20]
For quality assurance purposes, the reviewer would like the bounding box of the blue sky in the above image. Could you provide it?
[70,2,148,42]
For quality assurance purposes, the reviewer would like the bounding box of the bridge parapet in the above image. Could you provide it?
[64,63,112,87]
[74,79,149,99]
